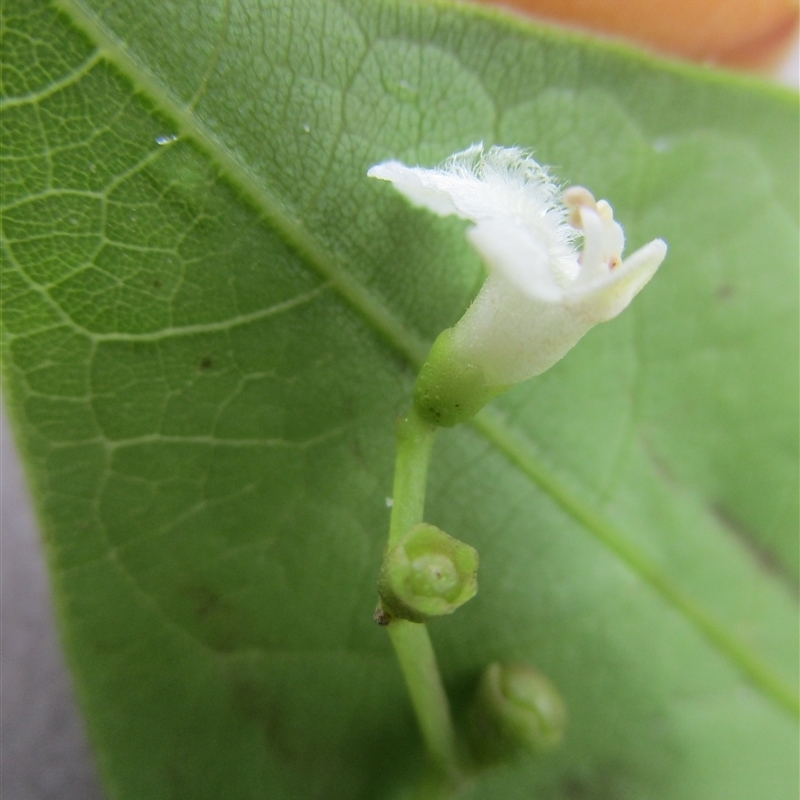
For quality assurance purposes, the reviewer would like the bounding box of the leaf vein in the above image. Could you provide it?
[0,51,102,109]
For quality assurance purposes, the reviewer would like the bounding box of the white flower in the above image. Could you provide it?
[368,145,666,395]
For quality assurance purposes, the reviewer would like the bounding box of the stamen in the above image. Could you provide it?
[562,186,597,209]
[577,206,606,281]
[596,200,614,222]
[562,186,597,230]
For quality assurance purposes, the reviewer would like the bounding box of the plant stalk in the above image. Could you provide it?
[384,407,461,785]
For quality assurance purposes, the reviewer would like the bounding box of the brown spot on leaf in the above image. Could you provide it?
[189,585,225,619]
[716,284,734,300]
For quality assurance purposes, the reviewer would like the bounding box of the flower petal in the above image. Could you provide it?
[568,238,667,322]
[367,160,464,217]
[467,218,564,302]
[368,146,578,256]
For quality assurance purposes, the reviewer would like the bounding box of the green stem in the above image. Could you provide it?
[388,621,461,784]
[388,407,436,547]
[384,407,462,785]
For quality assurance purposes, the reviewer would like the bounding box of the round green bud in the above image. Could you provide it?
[414,328,507,427]
[377,523,478,623]
[468,662,566,763]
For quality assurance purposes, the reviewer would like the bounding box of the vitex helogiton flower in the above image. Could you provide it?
[368,144,667,426]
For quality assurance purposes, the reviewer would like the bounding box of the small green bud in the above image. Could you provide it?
[468,662,566,763]
[414,328,506,427]
[377,523,478,623]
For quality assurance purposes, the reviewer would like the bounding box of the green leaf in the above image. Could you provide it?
[2,0,797,798]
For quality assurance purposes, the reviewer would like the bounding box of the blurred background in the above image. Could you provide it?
[1,2,797,798]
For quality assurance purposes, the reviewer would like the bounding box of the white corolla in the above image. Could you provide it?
[368,144,667,425]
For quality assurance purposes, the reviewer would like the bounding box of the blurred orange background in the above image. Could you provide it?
[473,0,799,69]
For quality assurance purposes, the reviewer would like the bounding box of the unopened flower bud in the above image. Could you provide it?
[377,523,478,623]
[468,662,566,763]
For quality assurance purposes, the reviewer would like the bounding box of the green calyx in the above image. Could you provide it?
[378,523,478,623]
[468,662,567,763]
[414,328,507,427]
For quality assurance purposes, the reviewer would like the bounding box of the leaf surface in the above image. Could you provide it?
[1,0,798,798]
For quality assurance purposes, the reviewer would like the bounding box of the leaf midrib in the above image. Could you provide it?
[50,0,799,719]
